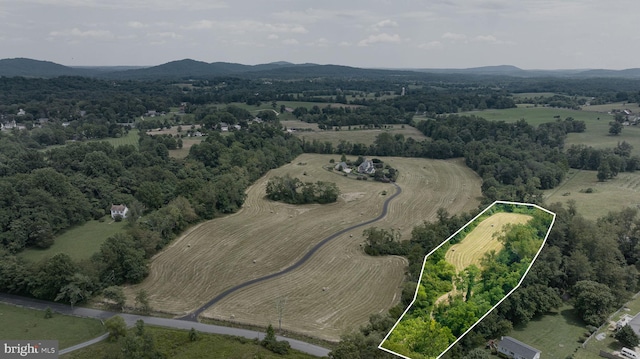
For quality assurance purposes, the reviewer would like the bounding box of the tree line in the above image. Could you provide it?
[265,175,340,204]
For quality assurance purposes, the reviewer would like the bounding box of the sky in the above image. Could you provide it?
[0,0,638,69]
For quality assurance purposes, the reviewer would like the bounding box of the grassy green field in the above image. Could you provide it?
[461,107,640,155]
[461,106,603,126]
[508,305,588,359]
[19,217,127,262]
[581,102,640,113]
[544,170,640,221]
[291,124,428,146]
[62,326,318,359]
[88,129,139,148]
[0,303,105,349]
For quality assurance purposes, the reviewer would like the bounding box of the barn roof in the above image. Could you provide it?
[499,336,540,359]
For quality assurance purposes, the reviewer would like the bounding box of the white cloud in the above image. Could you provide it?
[442,32,467,41]
[282,38,299,45]
[272,8,374,24]
[418,41,442,49]
[127,21,147,28]
[150,32,181,39]
[12,0,228,10]
[472,34,514,45]
[358,33,402,46]
[49,28,115,40]
[338,41,351,47]
[267,34,279,40]
[184,20,307,34]
[309,38,330,47]
[373,19,398,30]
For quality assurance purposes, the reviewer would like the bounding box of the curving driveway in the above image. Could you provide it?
[180,183,402,320]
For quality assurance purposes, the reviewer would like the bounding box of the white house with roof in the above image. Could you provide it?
[110,204,128,219]
[358,159,375,175]
[497,336,541,359]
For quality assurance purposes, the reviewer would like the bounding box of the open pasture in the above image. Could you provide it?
[126,154,481,340]
[544,170,640,221]
[292,124,428,146]
[581,102,640,113]
[146,124,201,136]
[509,305,588,359]
[168,138,202,159]
[89,129,139,148]
[461,106,603,127]
[445,212,533,272]
[19,217,127,262]
[0,303,105,349]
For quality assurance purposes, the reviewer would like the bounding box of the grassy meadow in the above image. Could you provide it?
[19,217,127,262]
[61,326,318,359]
[288,123,428,146]
[544,170,640,221]
[87,129,139,148]
[0,303,105,349]
[508,305,588,359]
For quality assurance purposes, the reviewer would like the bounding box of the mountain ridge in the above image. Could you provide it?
[2,57,640,80]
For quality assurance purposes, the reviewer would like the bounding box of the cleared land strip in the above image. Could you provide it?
[181,183,403,320]
[436,212,533,305]
[445,212,533,272]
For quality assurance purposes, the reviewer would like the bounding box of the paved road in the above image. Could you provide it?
[180,183,402,320]
[0,293,331,357]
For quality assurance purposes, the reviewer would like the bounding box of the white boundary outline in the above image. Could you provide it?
[378,200,557,359]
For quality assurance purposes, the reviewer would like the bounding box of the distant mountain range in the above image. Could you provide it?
[2,57,640,80]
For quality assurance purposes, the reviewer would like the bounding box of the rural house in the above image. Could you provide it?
[358,159,375,175]
[335,162,352,173]
[497,336,541,359]
[110,204,128,219]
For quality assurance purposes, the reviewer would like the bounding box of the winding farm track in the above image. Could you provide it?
[179,183,402,321]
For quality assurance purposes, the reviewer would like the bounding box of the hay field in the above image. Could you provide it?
[445,212,533,272]
[126,154,481,340]
[292,125,428,146]
[544,169,640,220]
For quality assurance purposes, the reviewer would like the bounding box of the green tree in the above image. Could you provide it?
[572,280,616,326]
[135,319,145,336]
[188,328,199,342]
[96,234,148,285]
[609,121,623,136]
[464,348,490,359]
[105,315,127,342]
[597,160,612,182]
[615,324,640,348]
[382,316,455,359]
[103,286,126,311]
[55,273,93,308]
[135,290,151,315]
